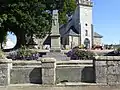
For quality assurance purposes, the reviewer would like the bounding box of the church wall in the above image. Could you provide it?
[79,5,93,48]
[93,37,102,46]
[69,36,79,49]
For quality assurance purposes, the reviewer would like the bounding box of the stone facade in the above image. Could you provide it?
[93,32,103,46]
[93,37,102,46]
[94,56,120,85]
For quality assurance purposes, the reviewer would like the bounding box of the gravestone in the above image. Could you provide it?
[50,10,61,52]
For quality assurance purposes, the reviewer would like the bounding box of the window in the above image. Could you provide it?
[85,23,88,26]
[85,30,88,36]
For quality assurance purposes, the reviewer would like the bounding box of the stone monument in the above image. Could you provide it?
[42,10,70,61]
[50,10,61,52]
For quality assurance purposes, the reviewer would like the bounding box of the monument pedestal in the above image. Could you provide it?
[50,34,61,52]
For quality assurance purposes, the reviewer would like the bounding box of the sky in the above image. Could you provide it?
[7,0,120,46]
[93,0,120,44]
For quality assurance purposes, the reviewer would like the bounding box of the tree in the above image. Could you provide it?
[59,0,77,24]
[0,14,7,49]
[0,0,52,48]
[42,0,77,24]
[0,0,76,48]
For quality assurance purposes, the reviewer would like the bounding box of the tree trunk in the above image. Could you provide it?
[0,43,2,49]
[14,30,26,49]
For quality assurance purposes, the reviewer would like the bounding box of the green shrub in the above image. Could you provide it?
[75,49,95,60]
[7,46,40,60]
[17,46,37,57]
[67,47,95,60]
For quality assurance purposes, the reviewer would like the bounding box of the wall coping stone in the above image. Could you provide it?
[0,59,12,63]
[95,56,120,61]
[11,60,41,64]
[41,58,56,63]
[56,60,93,64]
[0,60,42,64]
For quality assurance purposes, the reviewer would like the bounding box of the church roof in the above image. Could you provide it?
[68,29,79,36]
[94,32,103,38]
[63,26,79,36]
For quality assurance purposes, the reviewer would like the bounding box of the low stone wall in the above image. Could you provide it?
[10,61,42,84]
[1,56,120,86]
[94,56,120,85]
[56,60,95,83]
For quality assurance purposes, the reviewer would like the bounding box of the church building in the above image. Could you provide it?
[60,0,103,49]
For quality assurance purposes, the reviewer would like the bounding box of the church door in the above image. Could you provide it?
[84,38,90,49]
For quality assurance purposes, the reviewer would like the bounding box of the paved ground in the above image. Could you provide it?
[0,84,120,90]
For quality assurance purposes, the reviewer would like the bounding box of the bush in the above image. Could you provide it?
[7,46,40,60]
[66,48,95,60]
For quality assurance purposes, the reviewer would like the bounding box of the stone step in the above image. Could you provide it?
[46,52,65,56]
[42,56,70,61]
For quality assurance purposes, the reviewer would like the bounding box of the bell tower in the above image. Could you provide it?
[76,0,93,49]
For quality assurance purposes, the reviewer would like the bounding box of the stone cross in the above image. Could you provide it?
[50,10,61,52]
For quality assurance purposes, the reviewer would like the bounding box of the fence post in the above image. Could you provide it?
[41,58,56,85]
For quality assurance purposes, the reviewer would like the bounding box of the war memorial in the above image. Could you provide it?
[0,0,120,90]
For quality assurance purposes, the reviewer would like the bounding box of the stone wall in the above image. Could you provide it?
[0,59,11,86]
[56,60,95,83]
[94,56,120,85]
[2,56,120,86]
[10,68,42,84]
[93,37,102,46]
[10,61,42,84]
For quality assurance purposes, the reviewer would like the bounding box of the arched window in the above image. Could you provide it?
[85,23,88,26]
[85,30,88,36]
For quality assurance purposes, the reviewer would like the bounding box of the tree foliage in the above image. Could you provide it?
[0,0,76,48]
[59,0,77,24]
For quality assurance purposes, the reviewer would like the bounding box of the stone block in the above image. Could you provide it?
[95,61,106,66]
[42,69,55,77]
[117,75,120,84]
[118,61,120,65]
[95,66,107,83]
[42,63,56,68]
[113,56,120,60]
[0,64,10,86]
[107,66,120,74]
[41,58,56,85]
[107,61,119,66]
[107,75,118,85]
[42,76,55,84]
[41,58,56,63]
[106,56,114,60]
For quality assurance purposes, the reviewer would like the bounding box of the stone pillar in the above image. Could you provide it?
[0,59,12,86]
[94,60,107,84]
[41,58,56,85]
